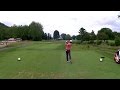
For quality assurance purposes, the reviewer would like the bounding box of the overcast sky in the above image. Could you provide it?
[0,11,120,36]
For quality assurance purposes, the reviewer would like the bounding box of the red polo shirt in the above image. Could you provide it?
[65,42,72,50]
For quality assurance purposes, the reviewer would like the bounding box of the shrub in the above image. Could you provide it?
[88,40,94,44]
[115,37,120,46]
[105,40,108,44]
[73,40,81,44]
[109,42,116,46]
[96,40,102,45]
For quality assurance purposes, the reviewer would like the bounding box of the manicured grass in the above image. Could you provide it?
[0,41,120,79]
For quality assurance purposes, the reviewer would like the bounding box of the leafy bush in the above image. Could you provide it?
[115,37,120,46]
[73,40,81,44]
[88,40,94,44]
[108,42,116,46]
[96,40,102,45]
[105,40,108,44]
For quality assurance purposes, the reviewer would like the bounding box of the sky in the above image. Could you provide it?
[0,11,120,36]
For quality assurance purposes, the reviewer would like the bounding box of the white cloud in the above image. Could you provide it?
[0,11,120,36]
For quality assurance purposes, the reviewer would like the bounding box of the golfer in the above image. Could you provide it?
[65,40,72,62]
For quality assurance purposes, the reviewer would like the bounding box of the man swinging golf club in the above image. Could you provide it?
[65,40,72,63]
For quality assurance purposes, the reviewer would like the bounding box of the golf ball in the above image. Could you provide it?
[18,58,21,60]
[100,58,102,62]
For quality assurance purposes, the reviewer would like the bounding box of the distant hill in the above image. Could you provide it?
[0,22,9,28]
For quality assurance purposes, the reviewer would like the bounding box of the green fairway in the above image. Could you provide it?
[0,41,120,79]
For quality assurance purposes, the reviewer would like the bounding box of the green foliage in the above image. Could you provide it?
[29,21,44,41]
[47,33,52,40]
[53,30,60,39]
[83,32,90,41]
[97,32,109,41]
[96,40,102,45]
[76,35,81,40]
[105,40,108,44]
[90,30,96,40]
[43,33,48,40]
[109,42,116,46]
[0,22,45,41]
[79,27,86,41]
[61,33,66,40]
[97,28,113,40]
[78,28,95,42]
[113,32,120,38]
[65,34,71,40]
[88,40,94,44]
[0,23,9,40]
[115,36,120,46]
[76,41,81,44]
[72,35,76,40]
[0,22,9,28]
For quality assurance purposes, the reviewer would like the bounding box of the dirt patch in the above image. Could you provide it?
[0,44,6,48]
[0,42,16,48]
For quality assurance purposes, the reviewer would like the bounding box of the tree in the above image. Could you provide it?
[113,31,120,39]
[20,25,29,40]
[0,27,5,40]
[79,27,86,42]
[65,34,71,40]
[0,22,46,41]
[97,28,113,40]
[49,33,52,39]
[43,33,47,40]
[4,28,10,39]
[29,21,44,41]
[22,25,30,40]
[83,32,90,41]
[61,33,66,40]
[0,22,10,40]
[115,36,120,46]
[76,35,81,40]
[11,26,18,38]
[47,33,51,40]
[72,35,76,40]
[53,30,60,40]
[90,30,96,40]
[0,22,9,28]
[97,32,109,41]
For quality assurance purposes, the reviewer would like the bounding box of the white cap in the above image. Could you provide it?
[70,40,72,42]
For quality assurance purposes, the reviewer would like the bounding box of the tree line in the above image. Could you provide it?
[0,21,52,41]
[0,21,120,45]
[76,27,120,46]
[54,27,120,41]
[54,27,120,46]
